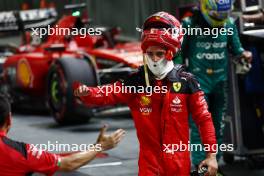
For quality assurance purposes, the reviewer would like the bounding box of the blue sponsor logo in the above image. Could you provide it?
[216,0,232,11]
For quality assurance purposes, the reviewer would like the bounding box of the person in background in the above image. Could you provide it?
[175,0,252,175]
[0,94,125,176]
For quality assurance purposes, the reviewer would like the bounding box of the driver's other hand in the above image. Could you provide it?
[241,50,253,63]
[96,125,126,151]
[74,85,90,97]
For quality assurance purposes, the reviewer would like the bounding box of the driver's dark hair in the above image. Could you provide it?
[0,94,11,127]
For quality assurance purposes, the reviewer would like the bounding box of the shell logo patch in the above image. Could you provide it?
[140,96,151,106]
[17,58,33,88]
[173,82,181,92]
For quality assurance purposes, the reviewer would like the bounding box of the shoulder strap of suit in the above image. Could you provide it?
[168,65,201,94]
[2,137,27,159]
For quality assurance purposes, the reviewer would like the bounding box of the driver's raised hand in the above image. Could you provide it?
[74,85,90,97]
[96,125,126,151]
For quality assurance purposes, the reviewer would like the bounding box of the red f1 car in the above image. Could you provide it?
[0,4,142,124]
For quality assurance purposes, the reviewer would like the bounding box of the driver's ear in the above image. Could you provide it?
[165,50,173,60]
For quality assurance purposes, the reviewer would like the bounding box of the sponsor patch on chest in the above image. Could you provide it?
[170,96,183,113]
[139,95,152,115]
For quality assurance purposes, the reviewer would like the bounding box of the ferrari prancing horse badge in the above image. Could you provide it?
[173,82,181,92]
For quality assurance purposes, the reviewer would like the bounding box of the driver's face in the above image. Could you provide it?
[146,46,167,62]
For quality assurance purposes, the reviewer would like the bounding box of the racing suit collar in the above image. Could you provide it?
[166,64,186,82]
[139,65,183,85]
[0,130,6,137]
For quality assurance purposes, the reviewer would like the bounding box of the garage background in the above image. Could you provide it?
[0,0,198,38]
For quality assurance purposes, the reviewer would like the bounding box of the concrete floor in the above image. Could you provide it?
[6,113,264,176]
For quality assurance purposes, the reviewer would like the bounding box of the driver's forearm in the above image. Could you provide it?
[206,152,217,158]
[59,150,100,172]
[79,81,130,106]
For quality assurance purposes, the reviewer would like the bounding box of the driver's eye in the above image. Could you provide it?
[146,52,154,57]
[146,51,166,58]
[156,51,166,58]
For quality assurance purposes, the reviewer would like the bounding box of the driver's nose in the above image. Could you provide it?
[152,56,161,62]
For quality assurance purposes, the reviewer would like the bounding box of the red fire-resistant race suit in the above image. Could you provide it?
[77,65,217,176]
[0,131,60,176]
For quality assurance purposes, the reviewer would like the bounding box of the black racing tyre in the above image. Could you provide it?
[47,57,97,125]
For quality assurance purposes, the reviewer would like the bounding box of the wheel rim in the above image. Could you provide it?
[49,71,65,113]
[51,79,59,104]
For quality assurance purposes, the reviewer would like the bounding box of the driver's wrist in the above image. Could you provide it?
[94,143,104,152]
[206,153,217,158]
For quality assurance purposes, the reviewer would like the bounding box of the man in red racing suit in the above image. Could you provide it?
[75,12,218,176]
[0,94,125,176]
